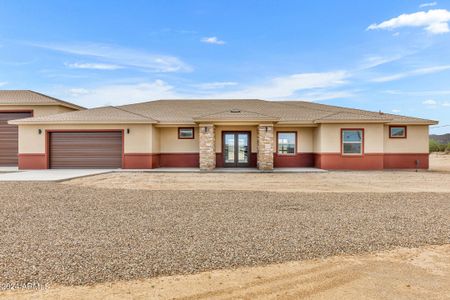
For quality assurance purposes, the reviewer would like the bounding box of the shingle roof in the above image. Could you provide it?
[0,90,84,110]
[9,106,155,124]
[10,99,438,125]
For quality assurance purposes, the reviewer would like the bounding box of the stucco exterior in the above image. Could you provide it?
[9,98,435,170]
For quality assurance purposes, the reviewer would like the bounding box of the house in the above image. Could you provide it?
[0,90,83,167]
[8,97,437,170]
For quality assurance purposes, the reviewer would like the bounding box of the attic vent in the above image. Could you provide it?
[230,108,241,113]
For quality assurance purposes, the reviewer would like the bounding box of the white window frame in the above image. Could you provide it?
[341,129,363,156]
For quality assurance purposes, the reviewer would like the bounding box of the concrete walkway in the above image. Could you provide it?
[0,169,112,181]
[0,167,326,181]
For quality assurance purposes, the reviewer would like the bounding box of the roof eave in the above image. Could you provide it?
[9,120,157,125]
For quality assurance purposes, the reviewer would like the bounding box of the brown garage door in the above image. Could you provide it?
[0,112,33,166]
[49,131,123,169]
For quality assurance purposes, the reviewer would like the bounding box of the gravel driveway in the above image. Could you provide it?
[1,182,449,287]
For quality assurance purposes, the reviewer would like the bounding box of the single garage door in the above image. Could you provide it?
[0,112,33,166]
[49,131,123,169]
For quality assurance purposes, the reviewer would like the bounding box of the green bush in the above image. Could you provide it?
[429,139,441,152]
[430,139,450,153]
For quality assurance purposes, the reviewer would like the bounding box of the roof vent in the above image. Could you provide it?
[230,108,241,113]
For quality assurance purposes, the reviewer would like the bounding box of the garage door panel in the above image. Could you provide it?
[50,132,122,169]
[0,112,32,166]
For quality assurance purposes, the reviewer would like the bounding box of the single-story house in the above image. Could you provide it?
[0,90,83,167]
[7,95,437,170]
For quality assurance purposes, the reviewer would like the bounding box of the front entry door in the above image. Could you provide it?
[223,132,250,167]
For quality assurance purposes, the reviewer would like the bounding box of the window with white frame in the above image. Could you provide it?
[342,129,363,155]
[277,132,296,154]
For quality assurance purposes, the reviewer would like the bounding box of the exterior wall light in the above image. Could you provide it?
[38,129,42,135]
[127,128,130,134]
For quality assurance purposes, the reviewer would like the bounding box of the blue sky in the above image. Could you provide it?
[1,1,450,133]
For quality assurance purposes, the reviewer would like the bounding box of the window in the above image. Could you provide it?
[277,132,296,155]
[178,127,194,139]
[389,126,406,138]
[342,129,363,155]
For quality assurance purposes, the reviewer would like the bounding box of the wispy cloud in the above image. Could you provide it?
[30,42,192,72]
[207,71,349,99]
[0,81,8,87]
[65,62,123,70]
[384,89,450,96]
[359,54,405,70]
[201,37,226,45]
[423,99,450,108]
[194,81,238,90]
[420,2,437,8]
[372,65,450,82]
[423,99,437,105]
[64,80,179,107]
[392,109,401,113]
[367,9,450,34]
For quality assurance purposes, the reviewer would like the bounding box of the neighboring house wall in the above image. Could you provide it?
[17,124,153,169]
[0,105,74,116]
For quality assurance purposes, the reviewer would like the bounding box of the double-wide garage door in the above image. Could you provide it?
[49,131,123,169]
[0,112,33,166]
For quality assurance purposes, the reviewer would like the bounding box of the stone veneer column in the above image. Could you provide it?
[257,124,274,170]
[199,124,216,170]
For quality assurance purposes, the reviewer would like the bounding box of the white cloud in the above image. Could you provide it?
[65,62,123,70]
[30,42,192,72]
[423,99,437,105]
[372,65,450,82]
[442,101,450,107]
[367,9,450,34]
[208,71,349,99]
[359,54,404,70]
[0,81,8,86]
[420,2,437,8]
[392,109,401,113]
[201,37,226,45]
[194,81,238,89]
[63,80,180,107]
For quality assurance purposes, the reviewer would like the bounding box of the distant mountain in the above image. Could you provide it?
[430,134,450,144]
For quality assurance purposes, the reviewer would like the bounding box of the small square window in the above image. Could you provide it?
[178,127,194,139]
[389,126,406,138]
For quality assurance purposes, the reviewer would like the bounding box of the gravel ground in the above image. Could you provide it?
[1,182,449,287]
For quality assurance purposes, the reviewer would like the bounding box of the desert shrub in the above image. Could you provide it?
[446,143,450,154]
[429,139,441,152]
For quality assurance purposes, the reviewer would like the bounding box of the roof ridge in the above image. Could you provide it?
[26,90,86,110]
[113,106,157,121]
[194,108,277,119]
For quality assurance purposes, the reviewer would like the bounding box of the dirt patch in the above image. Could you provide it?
[3,244,449,299]
[65,154,450,193]
[65,170,450,193]
[430,152,450,173]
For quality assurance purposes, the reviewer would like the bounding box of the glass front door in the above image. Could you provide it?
[223,132,250,167]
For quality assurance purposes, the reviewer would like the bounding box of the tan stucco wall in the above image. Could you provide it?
[274,127,314,153]
[152,126,161,153]
[18,124,153,154]
[158,127,199,153]
[383,125,429,153]
[0,105,76,117]
[215,125,258,153]
[315,123,384,153]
